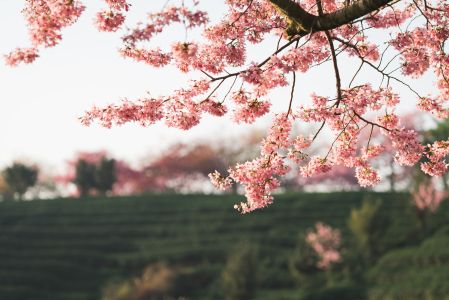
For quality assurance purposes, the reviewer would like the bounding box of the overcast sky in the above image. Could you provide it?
[0,1,435,173]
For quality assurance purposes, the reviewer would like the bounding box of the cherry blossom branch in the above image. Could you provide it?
[353,110,390,131]
[287,71,297,116]
[312,121,327,141]
[325,31,343,107]
[332,36,424,98]
[211,37,300,82]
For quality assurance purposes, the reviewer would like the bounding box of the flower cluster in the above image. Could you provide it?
[421,140,449,176]
[95,10,126,32]
[306,222,342,269]
[5,0,85,65]
[4,48,39,66]
[208,171,233,191]
[95,0,130,32]
[231,90,271,124]
[229,154,290,213]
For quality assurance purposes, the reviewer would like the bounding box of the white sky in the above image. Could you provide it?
[0,1,437,174]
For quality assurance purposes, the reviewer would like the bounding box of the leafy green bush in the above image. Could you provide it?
[347,198,389,260]
[221,241,258,300]
[368,226,449,300]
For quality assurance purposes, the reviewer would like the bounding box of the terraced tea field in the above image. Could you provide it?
[0,192,439,299]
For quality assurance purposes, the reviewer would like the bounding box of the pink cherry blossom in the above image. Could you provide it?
[95,10,125,32]
[8,0,449,212]
[208,171,233,191]
[4,48,39,66]
[306,222,342,269]
[300,157,333,178]
[355,165,381,187]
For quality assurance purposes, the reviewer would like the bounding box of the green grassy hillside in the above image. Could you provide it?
[0,192,444,300]
[368,225,449,300]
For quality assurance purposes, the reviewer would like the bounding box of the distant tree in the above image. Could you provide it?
[2,162,38,201]
[95,157,116,195]
[73,159,96,197]
[221,242,258,300]
[411,180,446,232]
[58,152,126,197]
[144,132,261,193]
[295,165,359,191]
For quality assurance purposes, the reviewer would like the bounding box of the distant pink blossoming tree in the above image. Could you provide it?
[7,0,449,212]
[56,151,146,196]
[306,222,342,269]
[412,180,447,230]
[412,181,446,213]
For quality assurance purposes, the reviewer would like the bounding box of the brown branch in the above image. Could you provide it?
[353,110,390,131]
[286,71,296,116]
[312,121,326,141]
[268,0,395,35]
[325,31,343,107]
[332,36,423,98]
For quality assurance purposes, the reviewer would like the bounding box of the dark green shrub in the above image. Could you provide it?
[221,241,258,300]
[347,198,389,261]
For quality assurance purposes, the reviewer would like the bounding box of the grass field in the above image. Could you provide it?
[0,192,447,300]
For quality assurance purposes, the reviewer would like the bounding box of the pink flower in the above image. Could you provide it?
[300,157,333,177]
[209,171,233,190]
[4,48,39,66]
[229,154,289,213]
[200,99,227,116]
[232,99,271,124]
[293,135,312,151]
[355,166,380,187]
[306,222,342,269]
[95,10,125,32]
[171,42,199,72]
[388,129,423,166]
[120,47,171,67]
[421,161,448,177]
[261,113,292,155]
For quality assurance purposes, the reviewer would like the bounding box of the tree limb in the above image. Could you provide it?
[268,0,396,35]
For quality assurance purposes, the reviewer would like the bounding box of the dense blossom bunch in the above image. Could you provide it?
[306,222,342,269]
[5,0,85,63]
[208,171,233,190]
[228,154,289,213]
[4,48,39,66]
[95,10,126,32]
[412,181,446,213]
[421,140,449,176]
[94,0,130,32]
[7,0,449,212]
